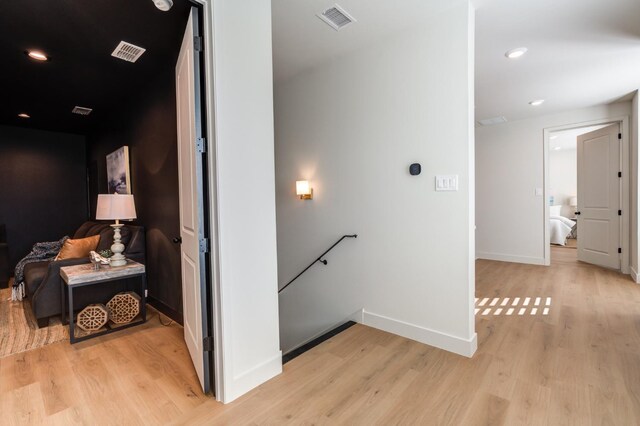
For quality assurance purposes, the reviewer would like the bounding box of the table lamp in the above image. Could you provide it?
[95,194,137,267]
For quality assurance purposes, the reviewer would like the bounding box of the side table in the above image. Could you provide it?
[60,260,146,344]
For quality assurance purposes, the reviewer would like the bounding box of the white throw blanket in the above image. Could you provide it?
[550,215,575,246]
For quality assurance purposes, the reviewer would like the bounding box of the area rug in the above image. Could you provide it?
[0,282,68,359]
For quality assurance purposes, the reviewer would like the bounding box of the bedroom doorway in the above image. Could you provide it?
[544,117,629,272]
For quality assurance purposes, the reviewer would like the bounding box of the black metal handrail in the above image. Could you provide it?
[278,234,358,294]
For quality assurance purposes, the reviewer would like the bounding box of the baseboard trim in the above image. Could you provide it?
[225,351,282,403]
[362,310,477,358]
[476,251,545,266]
[147,297,183,325]
[631,267,640,284]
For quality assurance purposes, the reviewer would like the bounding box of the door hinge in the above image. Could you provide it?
[618,171,622,178]
[619,210,622,216]
[618,133,622,140]
[203,336,214,351]
[199,238,209,253]
[618,248,622,254]
[196,137,207,154]
[194,36,203,52]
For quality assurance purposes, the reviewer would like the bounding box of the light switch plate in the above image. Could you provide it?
[435,175,459,191]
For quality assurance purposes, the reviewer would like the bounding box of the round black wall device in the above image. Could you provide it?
[409,163,421,176]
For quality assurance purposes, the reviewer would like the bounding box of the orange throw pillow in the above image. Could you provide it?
[56,235,100,261]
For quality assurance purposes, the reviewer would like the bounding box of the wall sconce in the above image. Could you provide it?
[296,180,313,200]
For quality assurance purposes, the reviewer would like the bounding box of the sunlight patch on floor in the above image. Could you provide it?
[476,297,551,316]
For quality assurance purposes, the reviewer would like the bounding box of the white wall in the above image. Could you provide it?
[275,0,476,357]
[209,0,281,403]
[476,102,632,265]
[632,91,639,281]
[549,148,577,218]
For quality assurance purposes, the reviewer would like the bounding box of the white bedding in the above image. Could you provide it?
[550,215,576,245]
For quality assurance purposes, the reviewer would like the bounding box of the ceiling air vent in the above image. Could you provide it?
[317,4,356,31]
[72,106,93,116]
[478,116,507,126]
[111,41,146,63]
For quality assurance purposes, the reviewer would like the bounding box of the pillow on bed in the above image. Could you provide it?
[550,205,562,216]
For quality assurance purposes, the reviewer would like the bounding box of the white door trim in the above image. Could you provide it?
[543,115,630,274]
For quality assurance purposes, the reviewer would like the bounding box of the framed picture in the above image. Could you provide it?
[106,146,131,194]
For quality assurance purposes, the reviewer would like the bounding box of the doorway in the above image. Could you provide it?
[543,117,630,273]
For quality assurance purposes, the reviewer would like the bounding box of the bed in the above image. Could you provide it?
[549,205,576,246]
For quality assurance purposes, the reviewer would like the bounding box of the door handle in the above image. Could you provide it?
[172,236,182,244]
[575,211,581,215]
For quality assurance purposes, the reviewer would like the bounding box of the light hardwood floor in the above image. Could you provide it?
[3,248,640,425]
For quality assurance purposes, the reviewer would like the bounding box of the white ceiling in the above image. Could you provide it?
[271,0,456,82]
[474,0,640,122]
[272,0,640,121]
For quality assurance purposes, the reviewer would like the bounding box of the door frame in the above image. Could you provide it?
[190,0,223,401]
[543,116,630,274]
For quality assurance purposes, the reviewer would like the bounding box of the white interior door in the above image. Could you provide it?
[576,124,621,270]
[176,7,211,393]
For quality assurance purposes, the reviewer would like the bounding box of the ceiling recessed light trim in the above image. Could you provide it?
[505,47,528,59]
[529,99,545,106]
[25,50,49,61]
[18,113,30,119]
[317,4,356,31]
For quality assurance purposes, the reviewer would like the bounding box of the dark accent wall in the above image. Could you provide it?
[0,125,88,269]
[87,70,183,323]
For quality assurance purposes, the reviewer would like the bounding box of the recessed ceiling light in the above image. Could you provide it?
[550,135,558,140]
[505,47,528,59]
[18,113,30,119]
[529,99,545,106]
[26,50,49,61]
[553,147,561,151]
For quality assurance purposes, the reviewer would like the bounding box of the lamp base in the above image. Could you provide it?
[109,223,127,267]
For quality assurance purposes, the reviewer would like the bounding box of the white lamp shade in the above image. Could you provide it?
[569,196,578,207]
[96,194,137,220]
[296,180,311,196]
